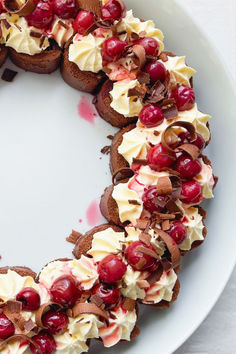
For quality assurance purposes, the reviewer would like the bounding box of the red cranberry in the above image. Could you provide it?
[102,37,127,63]
[73,10,95,35]
[142,186,166,213]
[139,104,164,128]
[42,311,68,335]
[16,287,40,311]
[125,241,157,270]
[179,131,205,151]
[101,0,124,21]
[98,255,127,283]
[52,0,78,19]
[144,61,166,82]
[147,143,176,171]
[26,1,54,29]
[180,180,201,204]
[92,283,120,307]
[30,332,56,354]
[169,221,187,244]
[176,154,202,179]
[135,37,159,57]
[170,84,195,111]
[50,275,81,307]
[0,314,15,340]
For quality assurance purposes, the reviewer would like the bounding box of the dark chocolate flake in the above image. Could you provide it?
[101,145,111,155]
[30,30,42,38]
[1,68,18,82]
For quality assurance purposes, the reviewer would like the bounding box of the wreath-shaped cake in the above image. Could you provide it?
[0,0,217,353]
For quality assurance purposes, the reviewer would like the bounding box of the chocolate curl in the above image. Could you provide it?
[35,302,62,328]
[122,298,136,311]
[146,80,166,104]
[178,143,200,160]
[0,334,42,353]
[66,230,83,244]
[132,157,148,166]
[158,51,176,62]
[131,44,146,69]
[156,176,172,195]
[71,302,108,320]
[135,246,160,259]
[3,0,36,16]
[161,121,197,152]
[2,300,35,334]
[112,167,134,185]
[154,229,181,267]
[77,0,101,17]
[139,232,151,246]
[146,262,163,284]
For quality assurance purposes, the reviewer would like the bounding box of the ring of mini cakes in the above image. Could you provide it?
[72,224,181,308]
[0,45,8,67]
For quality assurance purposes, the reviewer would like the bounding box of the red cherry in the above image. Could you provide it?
[0,314,15,340]
[144,60,166,82]
[101,0,123,21]
[170,84,195,111]
[147,143,176,171]
[52,0,78,20]
[125,241,157,270]
[176,154,202,179]
[102,37,127,63]
[142,186,167,213]
[98,255,127,283]
[0,2,5,14]
[92,283,120,307]
[50,275,81,307]
[16,287,40,311]
[26,1,54,29]
[179,131,205,151]
[42,311,68,335]
[139,104,164,128]
[135,37,159,57]
[30,332,56,354]
[169,221,187,244]
[73,10,95,35]
[180,180,201,204]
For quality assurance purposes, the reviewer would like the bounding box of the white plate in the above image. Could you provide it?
[0,0,236,353]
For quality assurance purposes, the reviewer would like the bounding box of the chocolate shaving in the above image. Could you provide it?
[14,23,22,32]
[165,199,183,218]
[178,143,200,160]
[94,19,113,29]
[0,334,42,352]
[132,157,148,166]
[139,232,151,246]
[112,167,134,185]
[137,71,150,84]
[146,263,163,284]
[136,246,160,259]
[71,302,108,319]
[146,80,166,104]
[58,20,69,29]
[162,219,170,231]
[107,135,114,140]
[77,0,101,17]
[155,213,175,220]
[128,199,141,206]
[2,19,11,29]
[135,218,150,230]
[90,294,104,308]
[35,302,62,328]
[161,121,197,152]
[66,230,82,244]
[156,176,172,195]
[155,228,181,267]
[101,145,111,155]
[159,51,176,62]
[128,85,146,99]
[122,298,135,311]
[24,319,36,332]
[135,257,147,270]
[131,44,146,69]
[6,300,22,313]
[3,0,36,16]
[39,35,46,48]
[30,30,42,38]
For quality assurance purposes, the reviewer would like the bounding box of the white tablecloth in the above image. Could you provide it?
[174,1,236,353]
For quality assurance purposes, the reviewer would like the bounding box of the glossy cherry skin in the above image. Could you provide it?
[147,143,176,171]
[30,332,57,354]
[16,287,40,311]
[142,186,166,213]
[98,255,127,283]
[101,0,124,21]
[139,104,164,128]
[170,84,195,111]
[135,37,159,57]
[0,314,15,340]
[50,275,81,307]
[42,311,68,335]
[144,60,166,82]
[92,283,120,307]
[102,37,127,63]
[73,10,95,35]
[179,131,205,151]
[180,180,201,204]
[176,154,202,179]
[0,2,5,14]
[169,221,187,244]
[125,241,157,271]
[52,0,78,20]
[26,1,54,29]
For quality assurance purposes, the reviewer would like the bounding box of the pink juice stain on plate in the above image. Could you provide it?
[86,200,102,226]
[77,95,97,124]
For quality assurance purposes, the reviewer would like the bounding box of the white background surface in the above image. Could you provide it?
[175,1,236,353]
